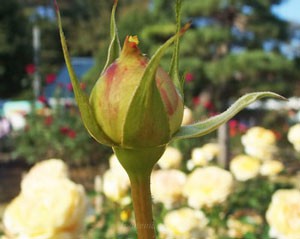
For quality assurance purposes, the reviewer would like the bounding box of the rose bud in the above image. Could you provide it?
[89,35,184,148]
[56,0,284,159]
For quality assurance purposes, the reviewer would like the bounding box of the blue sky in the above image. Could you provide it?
[272,0,300,23]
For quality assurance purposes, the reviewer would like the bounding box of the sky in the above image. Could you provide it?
[272,0,300,24]
[35,1,300,24]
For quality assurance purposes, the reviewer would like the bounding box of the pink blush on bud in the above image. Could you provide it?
[160,88,176,115]
[105,63,118,84]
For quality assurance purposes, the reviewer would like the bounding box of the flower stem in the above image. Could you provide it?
[130,171,155,239]
[114,202,120,239]
[113,146,166,239]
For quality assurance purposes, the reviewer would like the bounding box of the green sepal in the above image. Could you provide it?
[122,76,171,148]
[113,146,166,177]
[172,92,285,140]
[169,0,183,96]
[121,23,190,148]
[55,2,115,146]
[101,0,121,75]
[142,22,190,91]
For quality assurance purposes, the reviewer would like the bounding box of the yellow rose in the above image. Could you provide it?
[3,161,86,239]
[188,143,220,170]
[230,155,261,181]
[102,154,130,204]
[158,207,215,239]
[21,159,69,196]
[108,154,129,181]
[288,124,300,152]
[260,160,284,176]
[102,169,130,204]
[183,166,233,208]
[187,148,208,170]
[24,158,68,178]
[266,189,300,239]
[241,127,277,160]
[202,143,220,158]
[157,146,183,169]
[181,107,194,126]
[151,169,186,208]
[242,127,276,145]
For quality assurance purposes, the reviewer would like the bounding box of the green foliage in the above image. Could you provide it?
[121,0,296,110]
[56,0,112,56]
[141,24,176,48]
[4,0,297,102]
[182,0,221,17]
[37,20,65,82]
[197,26,231,45]
[11,103,111,165]
[0,0,32,98]
[228,177,293,215]
[204,50,294,96]
[85,199,138,239]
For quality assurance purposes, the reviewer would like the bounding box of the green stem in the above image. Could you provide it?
[113,146,166,239]
[114,202,119,239]
[130,171,155,239]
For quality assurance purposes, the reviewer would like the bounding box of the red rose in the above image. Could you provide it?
[25,64,35,75]
[45,74,56,84]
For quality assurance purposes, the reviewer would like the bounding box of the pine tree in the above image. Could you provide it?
[131,0,296,109]
[0,0,32,98]
[179,0,296,108]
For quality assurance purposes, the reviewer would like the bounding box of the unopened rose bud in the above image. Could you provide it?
[90,36,184,148]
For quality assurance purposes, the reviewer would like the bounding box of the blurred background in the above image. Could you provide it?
[1,0,300,237]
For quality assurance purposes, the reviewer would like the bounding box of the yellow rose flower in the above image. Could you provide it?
[3,160,86,239]
[23,158,68,178]
[181,107,194,126]
[102,169,130,204]
[242,127,276,145]
[151,169,186,208]
[21,158,69,196]
[102,154,130,204]
[241,127,277,160]
[202,143,220,158]
[157,146,183,169]
[188,143,220,170]
[230,155,261,181]
[187,148,208,170]
[288,124,300,152]
[183,166,233,208]
[108,154,129,181]
[266,189,300,239]
[260,160,284,176]
[158,207,215,239]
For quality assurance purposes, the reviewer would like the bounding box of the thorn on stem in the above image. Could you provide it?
[180,21,192,35]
